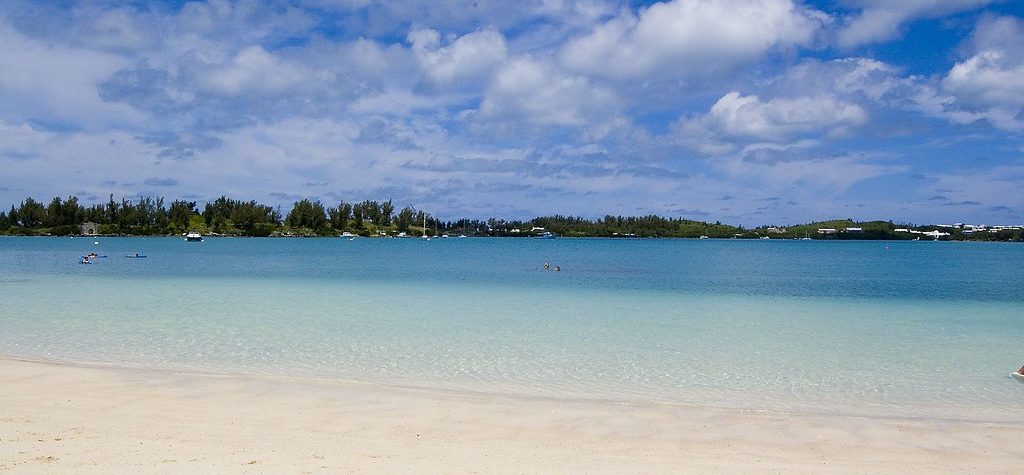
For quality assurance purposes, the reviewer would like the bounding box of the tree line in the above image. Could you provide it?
[1,194,1021,241]
[0,195,424,237]
[0,194,749,238]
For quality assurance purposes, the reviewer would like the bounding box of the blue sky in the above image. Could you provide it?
[1,0,1023,225]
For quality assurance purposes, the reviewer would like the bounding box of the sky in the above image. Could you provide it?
[1,0,1023,226]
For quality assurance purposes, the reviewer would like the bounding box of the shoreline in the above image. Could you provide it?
[4,353,1021,426]
[2,357,1022,473]
[3,234,1022,243]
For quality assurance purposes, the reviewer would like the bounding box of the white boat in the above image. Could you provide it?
[184,232,203,242]
[534,231,556,239]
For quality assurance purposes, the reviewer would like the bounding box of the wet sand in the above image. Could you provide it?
[1,358,1021,473]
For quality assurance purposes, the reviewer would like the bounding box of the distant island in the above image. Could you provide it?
[2,194,1022,242]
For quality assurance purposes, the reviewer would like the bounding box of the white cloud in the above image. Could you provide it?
[837,0,995,48]
[348,90,445,116]
[731,153,898,192]
[675,91,866,153]
[0,122,51,160]
[937,16,1024,130]
[173,0,315,43]
[72,6,155,53]
[0,21,144,129]
[474,57,624,137]
[408,28,508,89]
[533,0,617,26]
[560,0,825,80]
[945,50,1024,107]
[793,58,899,101]
[0,120,167,202]
[196,46,311,96]
[299,0,615,38]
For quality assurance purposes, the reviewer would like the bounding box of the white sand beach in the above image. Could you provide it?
[1,358,1021,474]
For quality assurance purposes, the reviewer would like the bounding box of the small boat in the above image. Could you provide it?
[421,214,432,240]
[534,231,557,239]
[185,232,203,242]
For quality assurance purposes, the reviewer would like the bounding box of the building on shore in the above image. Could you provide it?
[79,222,99,236]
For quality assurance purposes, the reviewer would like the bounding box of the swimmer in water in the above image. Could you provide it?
[554,265,560,272]
[543,262,550,269]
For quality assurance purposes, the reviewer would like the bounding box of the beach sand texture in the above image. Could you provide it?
[1,358,1021,474]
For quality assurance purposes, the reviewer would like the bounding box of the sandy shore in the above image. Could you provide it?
[1,358,1021,473]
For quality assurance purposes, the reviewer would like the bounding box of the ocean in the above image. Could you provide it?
[1,236,1022,421]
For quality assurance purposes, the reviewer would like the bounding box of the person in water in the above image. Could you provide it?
[554,265,560,272]
[1018,365,1024,375]
[543,262,550,270]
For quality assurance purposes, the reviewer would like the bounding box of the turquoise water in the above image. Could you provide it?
[1,236,1022,420]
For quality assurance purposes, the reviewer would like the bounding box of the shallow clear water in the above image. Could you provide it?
[1,236,1022,420]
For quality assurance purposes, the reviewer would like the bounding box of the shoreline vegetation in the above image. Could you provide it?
[2,194,1022,241]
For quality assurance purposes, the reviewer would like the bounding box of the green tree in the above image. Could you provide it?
[45,196,65,227]
[231,200,277,232]
[16,198,46,227]
[7,205,18,228]
[203,196,234,231]
[285,199,327,230]
[381,200,394,226]
[168,200,197,230]
[104,194,119,225]
[351,203,364,229]
[395,206,415,232]
[328,201,352,231]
